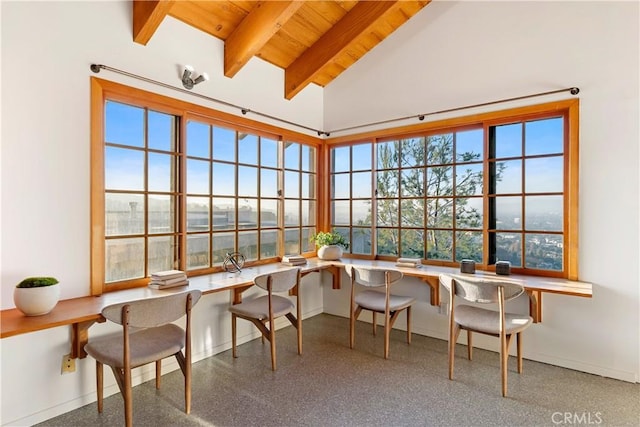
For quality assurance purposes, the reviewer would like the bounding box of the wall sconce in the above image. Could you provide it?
[181,65,209,90]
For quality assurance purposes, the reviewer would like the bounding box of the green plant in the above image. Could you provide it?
[16,277,59,288]
[311,231,349,249]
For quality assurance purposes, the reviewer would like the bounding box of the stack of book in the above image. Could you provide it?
[281,254,307,266]
[149,270,189,289]
[395,257,422,268]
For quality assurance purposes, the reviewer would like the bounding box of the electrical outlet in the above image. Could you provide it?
[61,354,76,374]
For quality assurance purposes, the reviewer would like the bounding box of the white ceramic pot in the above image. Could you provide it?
[13,284,60,316]
[317,245,343,260]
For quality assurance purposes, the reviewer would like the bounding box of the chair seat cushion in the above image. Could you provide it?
[85,324,185,368]
[228,295,294,320]
[454,304,533,335]
[355,290,415,313]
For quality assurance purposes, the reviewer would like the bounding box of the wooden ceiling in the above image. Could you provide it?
[133,1,431,99]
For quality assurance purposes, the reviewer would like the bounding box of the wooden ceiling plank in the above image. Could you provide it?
[224,1,304,77]
[284,1,400,100]
[133,0,175,45]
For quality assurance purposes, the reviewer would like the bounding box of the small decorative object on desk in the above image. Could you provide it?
[395,257,422,268]
[223,252,245,273]
[281,254,307,266]
[495,261,511,275]
[460,259,476,274]
[149,270,188,289]
[14,276,60,316]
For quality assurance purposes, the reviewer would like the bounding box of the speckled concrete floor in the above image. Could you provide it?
[36,314,639,427]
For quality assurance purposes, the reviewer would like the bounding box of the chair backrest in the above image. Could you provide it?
[254,268,300,293]
[346,265,403,288]
[439,274,524,304]
[102,290,202,328]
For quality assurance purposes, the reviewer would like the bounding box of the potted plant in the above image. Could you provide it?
[311,231,349,260]
[13,276,60,316]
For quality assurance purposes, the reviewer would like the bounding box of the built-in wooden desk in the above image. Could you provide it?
[1,258,591,359]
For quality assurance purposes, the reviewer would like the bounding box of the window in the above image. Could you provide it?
[91,79,318,294]
[329,100,579,278]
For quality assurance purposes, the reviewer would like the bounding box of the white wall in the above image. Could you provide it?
[324,1,640,383]
[0,1,323,425]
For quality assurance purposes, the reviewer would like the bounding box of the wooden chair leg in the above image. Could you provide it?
[96,361,103,413]
[467,331,473,360]
[372,311,377,336]
[501,333,508,397]
[269,318,276,371]
[449,324,460,380]
[231,313,237,358]
[383,313,390,359]
[185,353,192,414]
[156,360,161,389]
[349,307,358,349]
[406,306,412,345]
[517,332,523,374]
[124,367,133,427]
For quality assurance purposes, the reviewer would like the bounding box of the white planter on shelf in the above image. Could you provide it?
[317,245,344,260]
[13,284,60,316]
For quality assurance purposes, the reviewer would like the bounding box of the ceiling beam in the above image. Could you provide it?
[224,1,304,78]
[133,0,175,45]
[284,1,400,100]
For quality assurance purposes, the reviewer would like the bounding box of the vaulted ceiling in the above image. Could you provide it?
[133,0,431,99]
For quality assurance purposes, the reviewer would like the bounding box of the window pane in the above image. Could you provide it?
[401,137,425,167]
[261,169,278,198]
[301,227,315,252]
[213,197,235,230]
[332,146,350,172]
[351,143,371,171]
[260,230,278,258]
[148,152,174,192]
[148,236,174,273]
[377,199,398,226]
[238,231,258,261]
[352,171,371,198]
[302,200,316,226]
[427,134,453,165]
[105,237,144,282]
[301,172,315,198]
[106,147,144,191]
[332,201,350,225]
[525,234,563,271]
[455,163,483,196]
[148,195,174,234]
[494,160,522,194]
[212,126,235,162]
[261,137,278,168]
[401,229,424,258]
[377,141,399,169]
[238,166,258,197]
[525,196,563,231]
[426,166,453,196]
[377,228,398,256]
[186,121,210,158]
[332,173,350,199]
[495,196,522,230]
[525,117,563,156]
[456,231,482,262]
[494,123,522,158]
[284,199,300,226]
[285,171,300,198]
[211,233,233,265]
[105,101,144,147]
[212,162,235,196]
[495,232,522,267]
[456,197,482,229]
[186,159,210,194]
[238,198,257,229]
[105,193,144,236]
[284,142,300,169]
[187,234,210,269]
[352,200,372,226]
[525,157,563,193]
[260,199,278,227]
[301,145,315,172]
[427,230,452,261]
[377,170,398,197]
[351,228,372,255]
[187,196,209,232]
[148,111,175,152]
[427,198,452,228]
[401,168,424,197]
[238,133,258,165]
[401,199,424,227]
[284,229,300,254]
[456,129,483,162]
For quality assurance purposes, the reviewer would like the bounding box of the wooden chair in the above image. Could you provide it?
[84,290,201,427]
[229,267,302,371]
[439,274,532,397]
[346,265,415,359]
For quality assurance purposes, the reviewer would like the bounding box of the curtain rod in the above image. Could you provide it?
[90,64,579,138]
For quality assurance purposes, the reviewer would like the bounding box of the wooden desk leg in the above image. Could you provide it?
[232,284,253,305]
[71,319,103,359]
[527,290,542,323]
[421,277,440,306]
[325,265,341,289]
